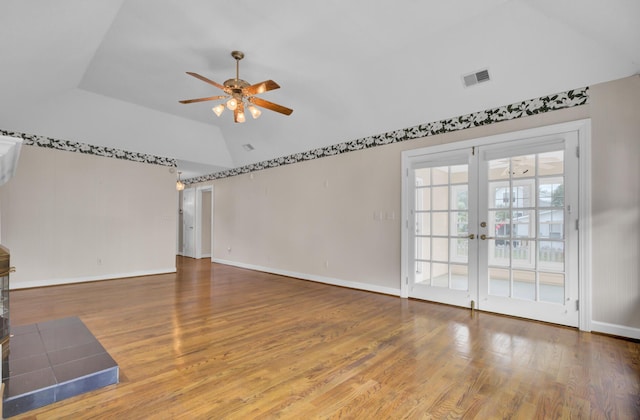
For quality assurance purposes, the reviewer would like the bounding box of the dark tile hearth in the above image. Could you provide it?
[2,317,118,418]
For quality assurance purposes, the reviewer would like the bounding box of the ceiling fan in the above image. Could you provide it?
[179,51,293,123]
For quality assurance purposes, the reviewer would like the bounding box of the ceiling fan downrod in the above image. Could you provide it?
[231,50,244,81]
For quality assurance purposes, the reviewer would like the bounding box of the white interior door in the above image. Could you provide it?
[182,188,196,258]
[405,129,580,327]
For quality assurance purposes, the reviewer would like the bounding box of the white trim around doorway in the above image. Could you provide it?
[401,119,592,331]
[195,185,213,259]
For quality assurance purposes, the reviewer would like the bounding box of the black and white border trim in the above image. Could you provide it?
[0,129,177,168]
[1,87,587,180]
[185,87,588,184]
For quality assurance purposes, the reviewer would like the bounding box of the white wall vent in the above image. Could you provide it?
[242,143,255,151]
[462,69,491,87]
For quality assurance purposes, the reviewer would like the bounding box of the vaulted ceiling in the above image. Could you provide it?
[1,1,638,179]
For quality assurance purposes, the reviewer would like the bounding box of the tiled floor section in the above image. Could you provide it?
[2,317,118,418]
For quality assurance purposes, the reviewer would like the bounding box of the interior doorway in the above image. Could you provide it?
[196,187,213,259]
[181,188,196,258]
[180,186,213,259]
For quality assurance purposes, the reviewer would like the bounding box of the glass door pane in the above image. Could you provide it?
[409,149,476,308]
[485,151,565,301]
[477,133,579,327]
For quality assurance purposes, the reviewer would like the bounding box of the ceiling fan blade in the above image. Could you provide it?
[185,72,229,92]
[250,97,293,116]
[243,80,280,96]
[179,95,227,104]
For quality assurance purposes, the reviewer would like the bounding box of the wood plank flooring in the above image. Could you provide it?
[8,257,640,419]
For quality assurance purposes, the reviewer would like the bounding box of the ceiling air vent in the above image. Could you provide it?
[462,68,491,88]
[242,144,255,151]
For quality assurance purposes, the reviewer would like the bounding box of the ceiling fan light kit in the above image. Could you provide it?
[179,51,293,123]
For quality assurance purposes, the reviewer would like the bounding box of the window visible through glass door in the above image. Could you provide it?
[414,164,471,292]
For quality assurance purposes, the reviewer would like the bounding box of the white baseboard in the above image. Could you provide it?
[590,321,640,340]
[213,258,401,297]
[11,267,177,290]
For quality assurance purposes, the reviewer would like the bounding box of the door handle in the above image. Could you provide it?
[468,234,475,240]
[480,234,494,240]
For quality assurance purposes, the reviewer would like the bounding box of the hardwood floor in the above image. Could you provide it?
[8,257,640,419]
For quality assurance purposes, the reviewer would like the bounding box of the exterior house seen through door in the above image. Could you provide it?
[402,121,589,328]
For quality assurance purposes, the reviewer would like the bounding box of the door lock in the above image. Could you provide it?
[480,221,487,228]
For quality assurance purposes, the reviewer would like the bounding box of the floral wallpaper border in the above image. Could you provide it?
[0,129,177,168]
[1,86,587,181]
[185,86,588,184]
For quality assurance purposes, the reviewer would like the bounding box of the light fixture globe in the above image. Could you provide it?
[212,103,225,116]
[226,98,238,111]
[176,171,185,191]
[248,105,261,119]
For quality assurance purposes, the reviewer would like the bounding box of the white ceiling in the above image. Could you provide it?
[1,1,638,179]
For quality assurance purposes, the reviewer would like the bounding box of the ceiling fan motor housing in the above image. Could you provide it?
[224,79,249,100]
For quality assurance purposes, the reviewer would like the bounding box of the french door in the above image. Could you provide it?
[405,130,580,327]
[409,149,478,308]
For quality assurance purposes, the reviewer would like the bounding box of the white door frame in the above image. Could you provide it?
[176,189,182,256]
[195,185,213,259]
[181,187,196,258]
[401,119,592,331]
